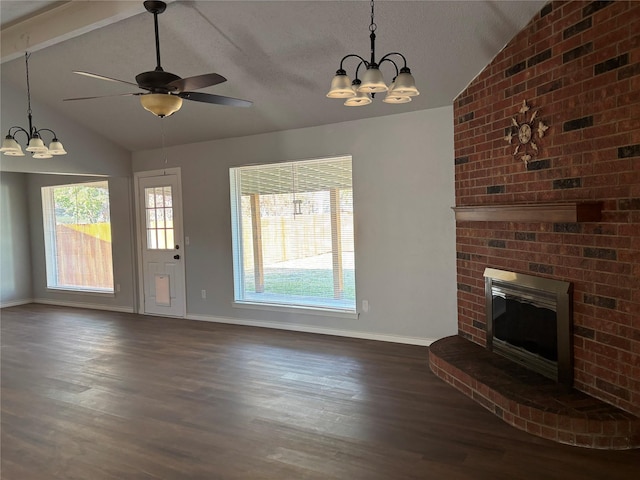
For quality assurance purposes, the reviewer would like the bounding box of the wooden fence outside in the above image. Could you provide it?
[242,213,354,269]
[55,224,113,289]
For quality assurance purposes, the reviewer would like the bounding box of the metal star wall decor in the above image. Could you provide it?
[504,100,549,165]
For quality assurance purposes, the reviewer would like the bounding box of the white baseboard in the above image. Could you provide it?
[186,313,436,346]
[0,298,34,309]
[3,300,435,346]
[33,298,135,313]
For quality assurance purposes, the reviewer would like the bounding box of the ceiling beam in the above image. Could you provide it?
[1,0,175,64]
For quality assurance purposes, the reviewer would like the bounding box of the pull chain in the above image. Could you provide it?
[160,117,168,165]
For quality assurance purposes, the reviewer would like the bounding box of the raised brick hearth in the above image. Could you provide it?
[429,336,640,449]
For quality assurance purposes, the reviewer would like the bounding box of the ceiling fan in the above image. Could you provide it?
[64,0,252,117]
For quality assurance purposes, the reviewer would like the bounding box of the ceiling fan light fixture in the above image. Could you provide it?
[140,94,183,117]
[32,151,53,159]
[66,1,252,114]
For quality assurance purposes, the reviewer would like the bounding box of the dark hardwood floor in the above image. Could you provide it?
[1,304,638,479]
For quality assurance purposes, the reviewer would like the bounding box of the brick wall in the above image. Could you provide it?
[453,0,639,415]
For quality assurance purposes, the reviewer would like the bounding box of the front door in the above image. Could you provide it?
[135,169,186,317]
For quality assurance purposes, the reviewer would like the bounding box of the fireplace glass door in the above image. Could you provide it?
[492,283,558,377]
[484,268,572,385]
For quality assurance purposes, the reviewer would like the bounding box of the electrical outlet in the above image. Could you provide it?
[201,289,206,299]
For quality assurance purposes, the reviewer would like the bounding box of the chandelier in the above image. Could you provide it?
[326,0,419,106]
[0,53,68,158]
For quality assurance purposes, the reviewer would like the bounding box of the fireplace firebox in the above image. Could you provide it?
[484,268,573,385]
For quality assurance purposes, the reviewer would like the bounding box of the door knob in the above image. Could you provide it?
[173,254,180,260]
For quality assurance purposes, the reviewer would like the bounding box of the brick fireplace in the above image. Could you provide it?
[431,0,639,449]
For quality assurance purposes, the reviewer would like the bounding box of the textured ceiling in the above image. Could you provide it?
[0,1,546,152]
[0,1,66,27]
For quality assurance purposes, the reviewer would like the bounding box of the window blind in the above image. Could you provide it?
[230,156,355,311]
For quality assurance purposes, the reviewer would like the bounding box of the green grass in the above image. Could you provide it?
[244,268,355,300]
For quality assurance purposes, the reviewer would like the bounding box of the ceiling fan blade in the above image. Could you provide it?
[73,71,141,88]
[179,91,252,108]
[167,73,227,93]
[63,93,142,101]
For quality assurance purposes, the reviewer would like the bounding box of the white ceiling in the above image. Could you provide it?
[0,1,546,152]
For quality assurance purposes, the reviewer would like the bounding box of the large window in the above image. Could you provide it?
[41,181,114,293]
[230,156,355,312]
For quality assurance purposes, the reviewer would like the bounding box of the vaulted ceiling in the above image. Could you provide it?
[1,1,546,152]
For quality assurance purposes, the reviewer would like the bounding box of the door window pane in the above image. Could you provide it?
[145,185,174,250]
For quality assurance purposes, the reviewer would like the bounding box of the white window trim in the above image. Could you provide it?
[41,186,59,287]
[41,180,115,294]
[46,286,115,297]
[229,155,356,313]
[232,301,359,320]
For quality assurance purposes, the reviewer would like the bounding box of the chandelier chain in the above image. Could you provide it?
[369,0,377,33]
[25,52,33,117]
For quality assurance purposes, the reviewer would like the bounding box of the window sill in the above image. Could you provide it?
[232,301,359,320]
[46,287,115,297]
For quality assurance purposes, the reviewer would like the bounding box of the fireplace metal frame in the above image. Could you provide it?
[484,268,573,385]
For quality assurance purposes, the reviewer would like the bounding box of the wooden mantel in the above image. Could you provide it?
[452,202,603,223]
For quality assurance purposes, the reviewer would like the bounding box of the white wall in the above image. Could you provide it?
[0,172,33,306]
[0,82,131,176]
[133,107,458,344]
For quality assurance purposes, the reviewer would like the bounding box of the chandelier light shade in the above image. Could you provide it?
[344,80,373,107]
[0,137,25,156]
[326,70,356,98]
[345,94,373,107]
[1,52,68,159]
[392,68,420,96]
[326,0,419,106]
[48,140,67,155]
[359,66,387,93]
[26,136,47,153]
[139,93,183,117]
[383,93,412,104]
